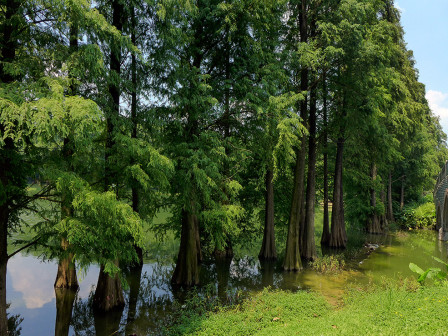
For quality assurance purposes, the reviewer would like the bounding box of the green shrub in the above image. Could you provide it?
[310,254,346,273]
[398,201,435,229]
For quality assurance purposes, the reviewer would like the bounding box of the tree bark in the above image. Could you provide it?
[380,190,387,230]
[386,171,395,222]
[171,209,201,286]
[130,5,143,267]
[0,209,8,336]
[105,0,123,191]
[367,164,382,234]
[213,239,233,259]
[94,0,125,311]
[0,1,20,333]
[54,288,76,336]
[329,137,347,248]
[400,177,405,211]
[259,169,277,260]
[301,78,317,261]
[283,0,308,270]
[54,237,78,289]
[92,261,125,312]
[321,75,330,246]
[283,144,306,271]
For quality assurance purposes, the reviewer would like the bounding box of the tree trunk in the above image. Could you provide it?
[283,0,308,270]
[215,255,232,300]
[380,190,387,230]
[329,137,347,248]
[400,177,405,211]
[283,144,306,271]
[301,79,317,261]
[54,288,76,336]
[130,5,143,267]
[386,171,395,222]
[105,0,123,191]
[0,209,8,336]
[259,169,277,260]
[213,239,233,259]
[125,262,143,335]
[260,260,275,288]
[93,303,124,336]
[93,261,125,312]
[171,209,201,286]
[54,11,79,290]
[0,1,20,332]
[95,0,125,311]
[54,237,78,289]
[367,164,382,234]
[321,75,330,246]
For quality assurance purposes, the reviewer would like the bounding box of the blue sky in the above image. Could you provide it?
[397,0,448,133]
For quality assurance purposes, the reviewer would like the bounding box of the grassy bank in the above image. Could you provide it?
[166,280,448,335]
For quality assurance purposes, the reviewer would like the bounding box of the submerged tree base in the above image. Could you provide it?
[92,263,125,312]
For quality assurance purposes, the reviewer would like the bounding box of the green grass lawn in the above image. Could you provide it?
[167,281,448,335]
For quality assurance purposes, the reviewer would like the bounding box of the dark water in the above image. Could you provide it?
[7,229,448,335]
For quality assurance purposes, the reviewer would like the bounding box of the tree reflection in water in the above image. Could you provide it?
[55,288,76,336]
[7,303,23,336]
[65,254,290,334]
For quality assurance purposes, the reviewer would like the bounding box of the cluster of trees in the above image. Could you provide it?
[1,0,446,333]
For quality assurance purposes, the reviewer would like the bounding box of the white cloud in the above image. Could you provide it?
[426,90,448,133]
[9,254,56,309]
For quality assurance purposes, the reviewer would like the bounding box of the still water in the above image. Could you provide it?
[7,230,448,335]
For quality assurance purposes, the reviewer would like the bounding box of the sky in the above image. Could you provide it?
[397,0,448,133]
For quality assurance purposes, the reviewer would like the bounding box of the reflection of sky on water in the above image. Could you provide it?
[5,231,447,335]
[9,254,56,308]
[7,253,100,336]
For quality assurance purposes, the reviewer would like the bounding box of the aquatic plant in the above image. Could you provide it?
[310,255,346,273]
[409,257,448,284]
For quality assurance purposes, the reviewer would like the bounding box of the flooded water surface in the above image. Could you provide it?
[6,229,448,335]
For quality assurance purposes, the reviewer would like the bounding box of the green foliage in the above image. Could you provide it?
[56,182,144,275]
[409,256,448,284]
[398,200,435,229]
[310,254,346,274]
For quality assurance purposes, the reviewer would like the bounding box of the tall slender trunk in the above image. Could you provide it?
[171,209,201,286]
[54,288,76,336]
[0,209,8,336]
[0,1,20,333]
[380,190,387,230]
[130,5,143,266]
[283,0,308,270]
[321,75,330,246]
[329,137,347,248]
[302,77,317,261]
[386,171,395,222]
[259,169,277,260]
[400,177,405,211]
[105,0,123,191]
[367,164,381,234]
[55,18,79,289]
[213,31,234,258]
[95,0,124,312]
[283,143,306,271]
